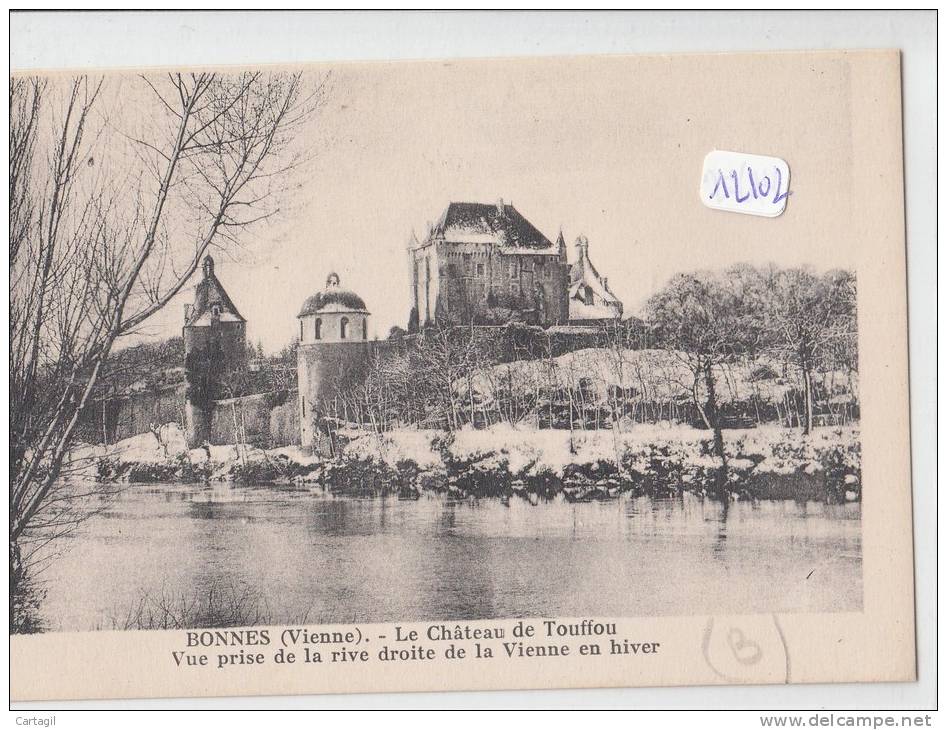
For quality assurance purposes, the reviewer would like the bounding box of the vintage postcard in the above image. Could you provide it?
[10,49,913,702]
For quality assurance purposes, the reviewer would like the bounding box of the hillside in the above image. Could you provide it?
[454,347,858,429]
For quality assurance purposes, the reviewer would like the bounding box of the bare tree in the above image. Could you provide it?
[645,266,763,498]
[411,325,480,431]
[761,266,857,433]
[10,71,322,626]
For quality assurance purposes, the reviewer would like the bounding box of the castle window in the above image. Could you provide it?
[545,265,552,278]
[510,261,518,279]
[300,320,304,341]
[340,317,349,339]
[476,263,485,276]
[212,305,221,317]
[314,318,322,340]
[362,319,367,340]
[301,395,306,418]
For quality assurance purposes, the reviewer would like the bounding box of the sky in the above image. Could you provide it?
[122,52,859,353]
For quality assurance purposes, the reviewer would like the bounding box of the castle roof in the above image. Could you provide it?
[426,201,555,252]
[298,273,369,317]
[185,255,245,326]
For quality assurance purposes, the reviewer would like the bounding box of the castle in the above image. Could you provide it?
[181,201,625,450]
[407,200,622,329]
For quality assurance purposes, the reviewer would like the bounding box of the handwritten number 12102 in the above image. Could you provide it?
[708,166,790,207]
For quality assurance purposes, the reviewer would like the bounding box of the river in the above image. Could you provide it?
[37,484,862,632]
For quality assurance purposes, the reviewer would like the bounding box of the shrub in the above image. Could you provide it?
[633,445,686,499]
[747,363,780,381]
[520,466,564,499]
[561,459,619,483]
[443,449,513,498]
[820,441,860,503]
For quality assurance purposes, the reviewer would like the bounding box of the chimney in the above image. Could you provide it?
[497,198,505,216]
[184,303,192,322]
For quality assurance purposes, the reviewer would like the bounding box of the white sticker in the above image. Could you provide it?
[699,150,791,218]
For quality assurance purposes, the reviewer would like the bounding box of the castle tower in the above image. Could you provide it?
[406,201,571,329]
[406,230,421,333]
[556,229,567,260]
[183,254,247,447]
[296,273,372,451]
[567,236,624,323]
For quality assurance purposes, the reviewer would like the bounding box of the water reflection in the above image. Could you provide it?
[37,485,862,632]
[712,500,729,560]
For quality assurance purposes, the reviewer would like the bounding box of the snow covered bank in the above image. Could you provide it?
[338,423,860,502]
[71,424,316,484]
[83,422,860,503]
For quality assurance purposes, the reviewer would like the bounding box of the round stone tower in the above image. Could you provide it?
[296,273,371,451]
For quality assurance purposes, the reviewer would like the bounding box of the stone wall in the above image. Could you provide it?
[77,383,187,444]
[411,240,571,328]
[80,386,299,447]
[395,320,650,366]
[209,390,299,447]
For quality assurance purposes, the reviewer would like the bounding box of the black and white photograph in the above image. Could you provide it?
[9,12,924,708]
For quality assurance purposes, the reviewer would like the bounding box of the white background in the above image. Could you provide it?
[8,9,936,713]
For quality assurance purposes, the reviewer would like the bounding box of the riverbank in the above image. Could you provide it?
[76,422,860,503]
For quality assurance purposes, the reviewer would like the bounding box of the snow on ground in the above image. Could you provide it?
[339,428,441,469]
[68,423,183,467]
[74,418,857,483]
[268,445,322,466]
[342,422,858,477]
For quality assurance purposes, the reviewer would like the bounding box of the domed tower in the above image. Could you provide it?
[296,273,371,451]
